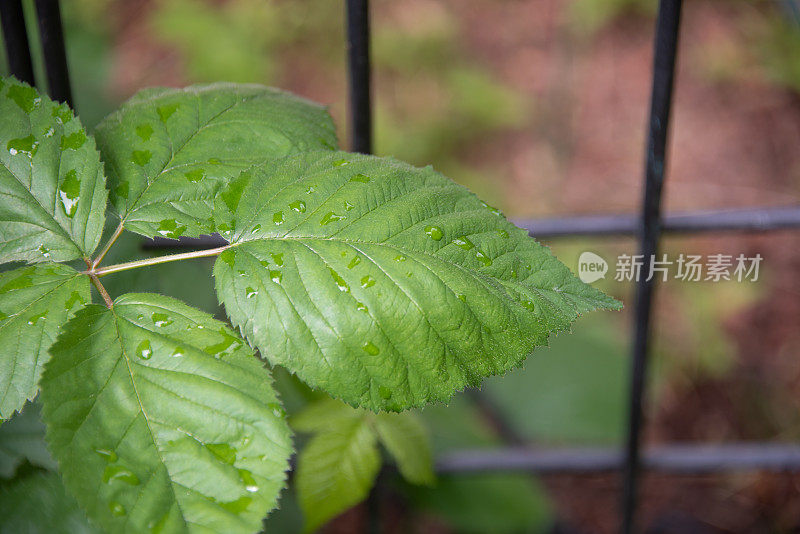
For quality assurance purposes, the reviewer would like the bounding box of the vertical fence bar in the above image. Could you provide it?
[345,0,372,154]
[33,0,72,105]
[621,1,683,533]
[0,0,36,85]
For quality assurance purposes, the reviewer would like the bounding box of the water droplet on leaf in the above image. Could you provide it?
[350,173,370,183]
[320,212,346,225]
[362,342,380,355]
[289,200,306,213]
[136,340,153,360]
[135,123,153,141]
[60,131,86,150]
[273,211,284,225]
[424,225,443,241]
[58,169,81,217]
[132,149,151,166]
[360,275,376,288]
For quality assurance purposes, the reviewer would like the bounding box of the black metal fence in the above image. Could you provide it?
[3,0,800,532]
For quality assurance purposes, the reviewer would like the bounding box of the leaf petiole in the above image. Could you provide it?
[89,245,230,278]
[91,222,125,269]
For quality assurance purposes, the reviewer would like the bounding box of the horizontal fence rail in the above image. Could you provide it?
[435,443,800,474]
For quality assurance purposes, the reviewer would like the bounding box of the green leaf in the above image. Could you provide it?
[0,76,108,263]
[94,83,338,239]
[213,151,621,411]
[295,411,380,533]
[40,293,292,534]
[0,263,90,418]
[0,402,57,477]
[0,472,100,534]
[374,412,434,485]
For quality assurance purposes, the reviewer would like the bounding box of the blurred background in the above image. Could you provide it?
[3,0,800,532]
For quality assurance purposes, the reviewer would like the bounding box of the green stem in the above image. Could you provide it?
[91,245,230,278]
[92,221,124,269]
[89,274,114,308]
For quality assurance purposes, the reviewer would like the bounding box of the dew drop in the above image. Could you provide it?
[273,211,284,225]
[103,465,140,485]
[395,255,406,262]
[60,131,86,151]
[156,219,187,239]
[64,291,85,311]
[289,200,306,213]
[320,212,346,225]
[268,402,286,418]
[453,237,474,250]
[131,149,151,166]
[360,275,376,288]
[157,103,179,123]
[424,225,443,241]
[480,201,503,217]
[38,244,50,258]
[378,386,392,399]
[115,181,129,199]
[362,342,380,356]
[239,469,259,492]
[475,250,493,267]
[109,501,127,517]
[329,268,350,292]
[219,249,235,267]
[347,256,361,269]
[7,134,38,158]
[0,274,33,293]
[204,329,242,358]
[44,127,55,138]
[250,224,261,234]
[332,159,350,167]
[95,448,118,463]
[8,84,38,112]
[171,346,185,358]
[356,301,368,313]
[58,169,81,218]
[152,312,173,327]
[184,168,205,183]
[220,496,252,514]
[343,200,355,211]
[135,123,153,141]
[246,287,258,298]
[457,294,466,302]
[269,270,282,284]
[206,443,236,465]
[51,104,71,124]
[350,173,370,183]
[271,253,284,266]
[497,229,509,238]
[136,340,153,360]
[305,186,316,194]
[26,311,47,326]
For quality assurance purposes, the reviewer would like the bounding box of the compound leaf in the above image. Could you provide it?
[0,472,100,534]
[0,263,90,418]
[295,406,380,533]
[95,83,338,239]
[0,76,107,263]
[40,293,292,534]
[214,151,621,411]
[0,402,57,477]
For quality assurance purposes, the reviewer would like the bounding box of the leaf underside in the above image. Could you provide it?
[40,293,292,534]
[0,77,107,263]
[94,83,339,239]
[0,263,90,418]
[214,151,621,411]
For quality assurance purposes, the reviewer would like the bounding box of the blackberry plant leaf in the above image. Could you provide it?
[94,83,338,239]
[0,402,57,477]
[373,411,434,486]
[0,76,108,264]
[0,263,90,419]
[0,472,100,534]
[213,151,621,411]
[40,294,292,534]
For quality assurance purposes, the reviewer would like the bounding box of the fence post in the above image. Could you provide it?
[621,1,683,532]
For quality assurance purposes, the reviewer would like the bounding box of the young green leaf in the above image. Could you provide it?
[0,472,100,534]
[40,294,292,534]
[0,263,90,418]
[295,413,380,533]
[0,76,108,263]
[374,412,434,486]
[94,83,338,239]
[292,398,434,530]
[213,151,621,411]
[0,402,57,478]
